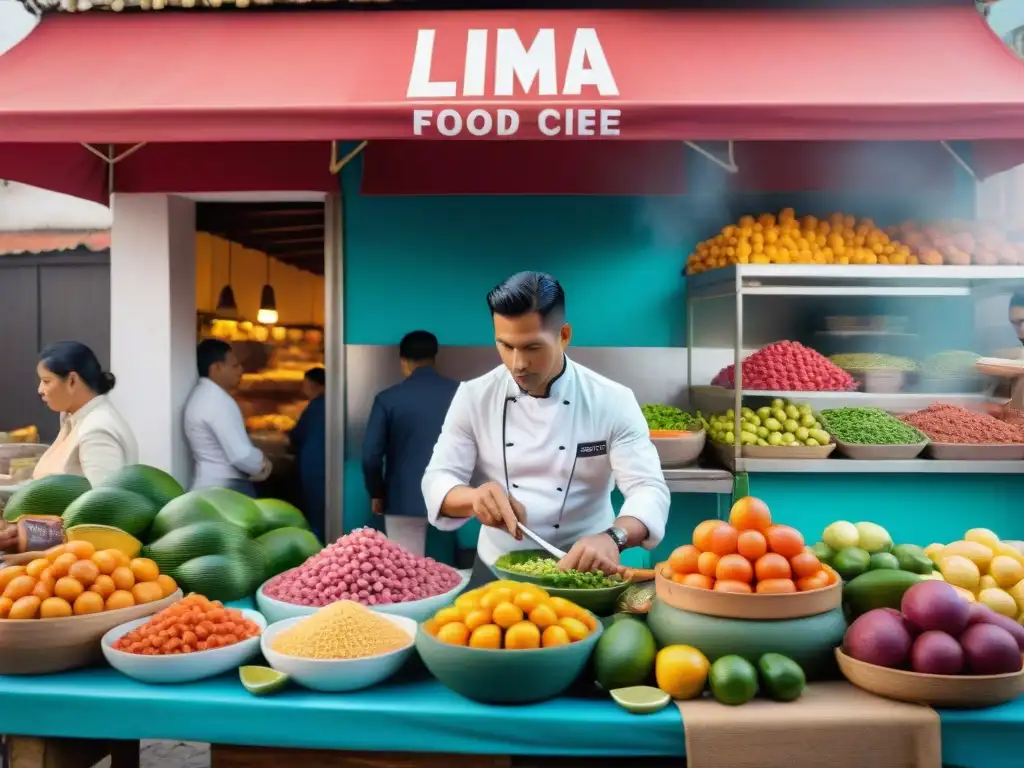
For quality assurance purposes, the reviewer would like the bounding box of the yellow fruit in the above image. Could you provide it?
[950,585,977,603]
[64,540,96,560]
[433,607,464,627]
[454,593,479,612]
[131,582,164,605]
[39,597,73,619]
[9,595,41,620]
[541,625,571,647]
[557,616,590,642]
[980,575,999,592]
[548,597,580,619]
[656,645,710,700]
[0,566,26,592]
[436,622,470,646]
[965,528,1001,553]
[66,526,142,559]
[24,558,50,579]
[492,602,525,629]
[463,608,492,632]
[3,575,37,601]
[105,590,135,611]
[941,541,993,573]
[978,588,1018,618]
[110,567,136,591]
[924,543,945,562]
[54,577,85,603]
[995,543,1024,567]
[468,624,502,650]
[0,597,12,618]
[480,588,514,610]
[44,545,67,562]
[90,575,116,599]
[528,604,558,629]
[504,620,541,650]
[512,590,543,614]
[91,550,120,576]
[1009,580,1024,612]
[940,555,981,592]
[68,560,100,587]
[31,580,52,601]
[129,558,160,583]
[990,556,1024,589]
[73,591,105,615]
[49,553,78,578]
[155,574,178,598]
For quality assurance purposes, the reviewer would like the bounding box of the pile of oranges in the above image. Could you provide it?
[0,540,178,620]
[664,497,838,594]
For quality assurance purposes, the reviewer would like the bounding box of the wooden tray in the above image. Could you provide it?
[926,443,1024,461]
[835,647,1024,708]
[655,573,841,620]
[0,589,182,675]
[834,439,929,460]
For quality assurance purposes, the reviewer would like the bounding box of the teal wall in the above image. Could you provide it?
[338,151,1024,564]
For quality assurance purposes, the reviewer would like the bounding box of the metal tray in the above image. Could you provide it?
[926,443,1024,461]
[834,439,929,460]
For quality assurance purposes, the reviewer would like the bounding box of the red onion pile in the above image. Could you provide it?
[712,341,858,391]
[263,527,462,607]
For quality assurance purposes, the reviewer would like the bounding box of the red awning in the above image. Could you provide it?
[0,6,1022,143]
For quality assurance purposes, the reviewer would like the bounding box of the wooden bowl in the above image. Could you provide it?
[0,590,182,675]
[650,429,705,468]
[655,573,841,620]
[835,648,1024,708]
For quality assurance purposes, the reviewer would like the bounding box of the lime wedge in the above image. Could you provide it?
[239,666,289,696]
[610,685,672,714]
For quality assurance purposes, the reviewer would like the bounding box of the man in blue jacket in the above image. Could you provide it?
[362,331,458,556]
[290,367,326,541]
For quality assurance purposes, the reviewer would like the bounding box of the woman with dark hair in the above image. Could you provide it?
[31,341,138,486]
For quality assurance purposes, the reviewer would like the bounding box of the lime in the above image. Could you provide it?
[757,653,805,702]
[239,666,289,696]
[708,655,758,706]
[610,686,672,715]
[868,552,900,571]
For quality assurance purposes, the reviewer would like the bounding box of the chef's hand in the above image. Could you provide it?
[559,534,625,577]
[371,498,385,516]
[471,481,526,540]
[0,522,18,554]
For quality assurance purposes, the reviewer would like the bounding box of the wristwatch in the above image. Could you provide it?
[604,526,628,552]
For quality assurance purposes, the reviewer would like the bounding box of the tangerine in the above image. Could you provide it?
[713,580,753,594]
[697,551,721,578]
[49,553,78,579]
[797,570,830,592]
[68,560,100,587]
[754,553,792,582]
[504,621,542,649]
[436,622,471,646]
[558,617,590,642]
[130,558,160,583]
[715,554,754,584]
[679,573,714,590]
[766,525,805,559]
[728,497,772,532]
[110,567,136,591]
[790,551,823,579]
[91,551,119,576]
[131,582,164,605]
[668,545,701,575]
[693,519,726,551]
[156,574,178,598]
[39,597,73,619]
[707,525,739,556]
[736,530,768,561]
[0,597,12,619]
[72,590,105,616]
[90,575,116,599]
[755,578,797,594]
[822,564,840,585]
[105,590,135,611]
[468,624,503,650]
[528,604,558,629]
[25,558,49,579]
[542,625,572,648]
[492,602,525,629]
[65,540,96,560]
[463,608,493,631]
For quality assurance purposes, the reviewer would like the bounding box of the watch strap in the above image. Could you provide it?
[604,526,628,551]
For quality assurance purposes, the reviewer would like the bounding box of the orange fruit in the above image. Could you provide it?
[542,625,572,648]
[797,570,830,592]
[68,560,100,587]
[512,590,542,614]
[679,573,714,590]
[0,566,27,592]
[693,519,726,551]
[755,578,797,594]
[548,597,579,619]
[129,558,160,583]
[668,545,701,575]
[697,551,721,578]
[39,597,73,619]
[656,644,710,700]
[91,551,119,576]
[822,564,840,585]
[156,574,178,598]
[37,568,56,593]
[3,575,37,601]
[90,575,116,599]
[728,496,772,532]
[0,597,12,619]
[44,544,67,562]
[716,554,754,584]
[491,602,524,629]
[73,591,105,616]
[105,590,135,611]
[754,553,792,582]
[528,604,558,629]
[468,624,502,650]
[766,525,805,559]
[25,558,50,579]
[736,530,768,561]
[707,524,739,556]
[436,622,470,646]
[463,608,492,631]
[31,579,52,601]
[558,617,590,642]
[790,551,823,579]
[713,580,752,594]
[9,595,41,620]
[65,540,96,560]
[54,577,85,603]
[111,567,136,591]
[49,553,78,579]
[504,620,541,649]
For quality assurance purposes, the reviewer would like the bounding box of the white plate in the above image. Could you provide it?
[261,613,416,692]
[101,609,266,684]
[255,570,470,625]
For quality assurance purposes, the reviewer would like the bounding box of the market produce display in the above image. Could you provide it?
[262,527,461,608]
[901,404,1024,444]
[928,528,1024,617]
[685,209,920,274]
[886,220,1024,266]
[711,342,857,391]
[595,616,657,690]
[814,520,934,581]
[705,400,830,448]
[101,464,184,509]
[828,354,917,374]
[424,580,597,650]
[0,541,177,619]
[819,408,926,445]
[919,350,982,381]
[493,552,622,589]
[2,474,91,522]
[663,497,836,594]
[641,404,699,431]
[271,600,413,660]
[112,594,260,655]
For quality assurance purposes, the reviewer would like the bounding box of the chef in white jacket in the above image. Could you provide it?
[422,271,670,582]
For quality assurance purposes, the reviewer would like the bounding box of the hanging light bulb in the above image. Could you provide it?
[216,242,238,319]
[257,254,279,325]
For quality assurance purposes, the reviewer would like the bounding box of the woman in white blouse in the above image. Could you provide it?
[32,341,139,486]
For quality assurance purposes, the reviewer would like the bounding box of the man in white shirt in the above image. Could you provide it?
[183,339,271,496]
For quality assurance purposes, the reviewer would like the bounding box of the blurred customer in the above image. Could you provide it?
[362,331,458,556]
[184,339,271,496]
[33,341,138,486]
[290,367,326,540]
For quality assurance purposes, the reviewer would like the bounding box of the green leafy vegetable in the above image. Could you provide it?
[494,552,623,589]
[641,404,699,431]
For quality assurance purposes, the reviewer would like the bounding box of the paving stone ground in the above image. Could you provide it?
[93,741,210,768]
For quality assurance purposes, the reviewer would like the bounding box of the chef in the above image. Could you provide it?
[985,291,1024,415]
[422,271,670,584]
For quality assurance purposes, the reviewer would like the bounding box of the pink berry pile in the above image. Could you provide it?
[262,527,462,608]
[712,341,858,391]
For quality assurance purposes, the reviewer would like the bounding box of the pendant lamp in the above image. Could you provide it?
[257,254,279,325]
[216,243,238,318]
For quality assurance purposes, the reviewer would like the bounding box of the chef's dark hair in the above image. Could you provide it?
[197,339,233,378]
[399,331,438,362]
[487,271,565,326]
[1011,291,1024,308]
[304,367,326,387]
[39,341,115,395]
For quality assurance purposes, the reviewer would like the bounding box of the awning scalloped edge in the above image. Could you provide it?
[18,0,393,13]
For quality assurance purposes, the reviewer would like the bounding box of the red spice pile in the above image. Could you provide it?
[901,403,1024,444]
[711,341,858,391]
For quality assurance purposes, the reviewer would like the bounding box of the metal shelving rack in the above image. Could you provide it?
[686,265,1024,474]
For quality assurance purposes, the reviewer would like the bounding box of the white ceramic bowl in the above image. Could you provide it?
[255,570,470,625]
[261,613,417,692]
[101,609,266,684]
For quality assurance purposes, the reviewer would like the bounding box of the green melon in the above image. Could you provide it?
[3,474,91,521]
[61,487,157,538]
[142,521,254,573]
[253,498,310,533]
[171,542,267,602]
[102,464,184,509]
[148,492,230,541]
[256,526,323,577]
[645,600,847,681]
[195,488,265,535]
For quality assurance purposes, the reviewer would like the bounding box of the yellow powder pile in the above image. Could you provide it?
[270,600,412,660]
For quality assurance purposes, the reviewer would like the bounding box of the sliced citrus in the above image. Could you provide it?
[610,685,672,715]
[240,666,289,696]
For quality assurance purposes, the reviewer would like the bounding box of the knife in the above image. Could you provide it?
[517,522,568,560]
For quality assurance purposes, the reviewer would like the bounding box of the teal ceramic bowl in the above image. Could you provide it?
[489,550,630,617]
[416,616,603,704]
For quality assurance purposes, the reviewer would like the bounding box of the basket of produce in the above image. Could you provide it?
[819,408,929,460]
[0,540,183,675]
[829,354,918,394]
[918,351,985,393]
[900,404,1024,461]
[102,595,265,684]
[709,341,859,392]
[416,580,602,704]
[257,527,469,624]
[491,550,629,616]
[262,601,418,693]
[642,404,705,468]
[706,399,835,460]
[837,581,1024,708]
[657,498,842,620]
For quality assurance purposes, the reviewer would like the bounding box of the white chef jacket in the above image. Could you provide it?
[422,356,670,566]
[183,378,265,489]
